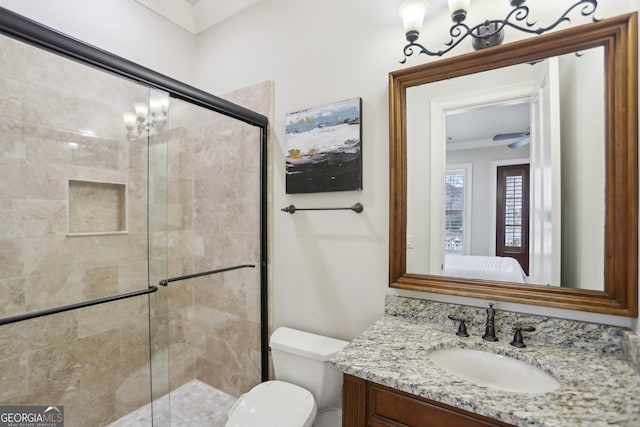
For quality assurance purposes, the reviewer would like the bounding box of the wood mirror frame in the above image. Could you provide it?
[389,13,638,316]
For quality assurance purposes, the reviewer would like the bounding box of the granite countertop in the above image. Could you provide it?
[331,309,640,426]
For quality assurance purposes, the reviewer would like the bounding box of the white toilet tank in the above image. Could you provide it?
[269,327,349,409]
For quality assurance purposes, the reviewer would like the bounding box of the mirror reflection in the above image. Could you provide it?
[405,46,605,290]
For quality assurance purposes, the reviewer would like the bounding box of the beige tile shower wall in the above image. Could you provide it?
[0,35,153,426]
[157,81,271,398]
[190,110,262,396]
[192,81,271,397]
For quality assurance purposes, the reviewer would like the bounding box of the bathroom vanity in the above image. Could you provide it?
[331,296,640,427]
[343,374,512,426]
[364,12,640,426]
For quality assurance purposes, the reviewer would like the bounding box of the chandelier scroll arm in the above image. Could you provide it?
[400,22,475,62]
[400,42,446,63]
[501,0,599,35]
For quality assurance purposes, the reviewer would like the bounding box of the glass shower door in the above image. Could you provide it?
[147,96,264,426]
[0,31,171,427]
[0,9,268,426]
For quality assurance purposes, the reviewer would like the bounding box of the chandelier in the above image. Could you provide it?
[122,93,170,140]
[398,0,599,63]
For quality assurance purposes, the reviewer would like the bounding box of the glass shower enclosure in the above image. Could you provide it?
[0,7,268,427]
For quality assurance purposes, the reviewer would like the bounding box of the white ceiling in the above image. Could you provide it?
[446,101,530,151]
[135,0,263,34]
[139,0,449,36]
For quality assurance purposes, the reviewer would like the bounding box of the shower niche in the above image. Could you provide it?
[67,179,127,235]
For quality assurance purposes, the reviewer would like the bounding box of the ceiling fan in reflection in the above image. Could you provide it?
[493,129,530,149]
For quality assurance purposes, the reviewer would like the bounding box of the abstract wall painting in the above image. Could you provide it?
[285,97,362,194]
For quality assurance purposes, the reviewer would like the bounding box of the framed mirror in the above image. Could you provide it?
[389,13,638,316]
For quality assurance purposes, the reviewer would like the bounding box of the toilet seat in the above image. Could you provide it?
[225,380,317,427]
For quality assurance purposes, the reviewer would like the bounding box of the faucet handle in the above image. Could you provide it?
[447,314,470,337]
[510,325,535,348]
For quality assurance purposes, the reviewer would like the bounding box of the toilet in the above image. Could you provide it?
[225,327,349,427]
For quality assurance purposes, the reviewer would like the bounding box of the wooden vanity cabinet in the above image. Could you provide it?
[342,374,513,427]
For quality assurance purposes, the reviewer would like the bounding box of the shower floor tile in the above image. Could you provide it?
[108,379,236,427]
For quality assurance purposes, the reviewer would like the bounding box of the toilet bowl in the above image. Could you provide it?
[225,380,316,427]
[225,327,349,427]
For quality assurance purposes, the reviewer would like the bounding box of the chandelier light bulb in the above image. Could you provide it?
[399,0,429,43]
[159,96,170,114]
[133,102,149,121]
[448,0,471,23]
[122,112,137,131]
[149,96,162,115]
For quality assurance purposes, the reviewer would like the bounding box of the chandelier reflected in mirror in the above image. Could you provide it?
[398,0,599,63]
[122,93,170,140]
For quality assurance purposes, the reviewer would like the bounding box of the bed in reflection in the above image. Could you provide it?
[443,254,528,284]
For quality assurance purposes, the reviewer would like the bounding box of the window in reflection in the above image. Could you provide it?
[444,165,471,255]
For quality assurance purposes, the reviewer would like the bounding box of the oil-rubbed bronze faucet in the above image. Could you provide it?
[510,325,536,348]
[482,303,498,341]
[447,314,469,337]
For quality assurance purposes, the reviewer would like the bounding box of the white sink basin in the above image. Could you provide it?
[428,348,561,393]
